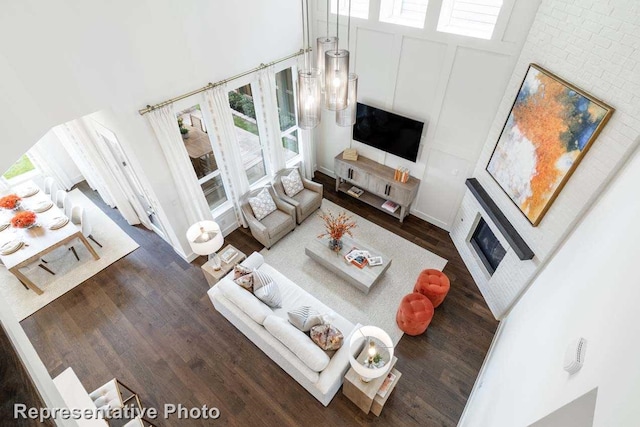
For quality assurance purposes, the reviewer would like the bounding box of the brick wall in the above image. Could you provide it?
[452,0,640,318]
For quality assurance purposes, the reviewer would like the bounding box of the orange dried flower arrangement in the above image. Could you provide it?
[11,211,37,228]
[318,210,357,252]
[0,194,21,210]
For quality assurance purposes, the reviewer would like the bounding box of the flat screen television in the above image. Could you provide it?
[353,102,424,162]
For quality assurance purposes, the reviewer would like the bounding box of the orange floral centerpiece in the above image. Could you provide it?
[11,211,37,228]
[0,194,22,210]
[318,210,357,253]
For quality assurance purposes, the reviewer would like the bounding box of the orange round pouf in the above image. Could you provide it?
[396,293,434,336]
[414,269,450,308]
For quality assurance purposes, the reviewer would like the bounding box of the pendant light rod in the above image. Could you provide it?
[306,0,311,64]
[336,0,340,50]
[347,0,352,49]
[326,0,330,36]
[301,0,308,70]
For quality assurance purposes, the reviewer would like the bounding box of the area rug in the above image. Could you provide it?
[261,199,447,344]
[0,189,139,321]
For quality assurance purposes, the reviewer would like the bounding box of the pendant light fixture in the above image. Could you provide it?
[297,0,321,129]
[336,0,358,127]
[325,0,349,111]
[316,1,337,96]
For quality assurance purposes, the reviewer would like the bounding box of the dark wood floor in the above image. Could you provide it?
[19,175,498,426]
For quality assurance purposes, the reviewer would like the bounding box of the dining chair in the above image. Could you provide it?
[81,209,102,248]
[64,200,75,219]
[43,177,55,195]
[48,181,59,202]
[70,205,83,225]
[55,189,67,209]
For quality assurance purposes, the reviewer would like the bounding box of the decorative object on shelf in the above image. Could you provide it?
[394,167,409,183]
[297,0,321,129]
[219,246,238,264]
[342,148,358,161]
[325,0,349,111]
[349,325,394,382]
[0,194,21,210]
[177,117,189,139]
[336,0,358,127]
[318,210,357,253]
[316,0,337,97]
[487,63,614,226]
[10,210,36,228]
[347,186,364,198]
[187,220,224,268]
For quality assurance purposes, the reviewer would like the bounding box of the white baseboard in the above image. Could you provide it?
[318,166,335,178]
[410,208,451,232]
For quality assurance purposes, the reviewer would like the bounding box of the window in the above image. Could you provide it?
[275,68,301,162]
[437,0,503,40]
[228,84,267,185]
[176,104,229,211]
[330,0,369,19]
[379,0,429,28]
[2,154,36,181]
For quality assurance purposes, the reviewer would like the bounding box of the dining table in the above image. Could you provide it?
[0,181,100,295]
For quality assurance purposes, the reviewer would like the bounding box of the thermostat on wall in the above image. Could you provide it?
[564,337,587,375]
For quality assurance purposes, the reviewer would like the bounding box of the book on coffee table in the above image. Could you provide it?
[347,186,364,198]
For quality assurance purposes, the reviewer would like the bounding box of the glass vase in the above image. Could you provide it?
[328,238,343,253]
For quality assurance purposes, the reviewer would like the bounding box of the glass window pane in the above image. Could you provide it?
[282,130,299,162]
[437,0,503,40]
[229,85,267,185]
[3,154,36,180]
[201,174,228,211]
[331,0,369,19]
[379,0,429,29]
[275,68,297,132]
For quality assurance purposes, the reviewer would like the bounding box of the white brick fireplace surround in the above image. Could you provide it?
[451,0,640,319]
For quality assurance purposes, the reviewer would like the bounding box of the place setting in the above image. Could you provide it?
[48,216,70,231]
[0,238,25,256]
[31,200,54,213]
[16,186,40,198]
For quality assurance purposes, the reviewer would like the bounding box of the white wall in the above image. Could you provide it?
[33,131,84,186]
[451,0,640,318]
[0,0,301,258]
[313,0,541,229]
[460,136,640,427]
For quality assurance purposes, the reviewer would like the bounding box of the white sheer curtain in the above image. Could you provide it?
[146,105,213,226]
[257,66,286,175]
[26,136,75,190]
[204,86,250,227]
[300,128,316,179]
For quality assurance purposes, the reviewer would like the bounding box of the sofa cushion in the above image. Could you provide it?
[253,270,282,308]
[288,306,323,332]
[263,316,330,372]
[249,188,277,221]
[281,169,304,197]
[260,210,293,238]
[218,280,273,325]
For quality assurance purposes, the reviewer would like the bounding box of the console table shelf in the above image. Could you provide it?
[334,153,420,223]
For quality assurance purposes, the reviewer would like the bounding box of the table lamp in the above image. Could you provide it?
[349,325,394,383]
[186,220,224,270]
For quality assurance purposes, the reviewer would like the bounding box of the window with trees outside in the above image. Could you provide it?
[228,84,268,185]
[2,154,37,182]
[275,68,301,162]
[176,104,229,211]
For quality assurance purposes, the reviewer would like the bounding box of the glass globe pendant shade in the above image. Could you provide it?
[316,36,337,94]
[336,73,358,127]
[297,68,322,129]
[324,49,350,111]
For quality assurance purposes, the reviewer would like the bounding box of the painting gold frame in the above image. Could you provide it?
[486,63,615,227]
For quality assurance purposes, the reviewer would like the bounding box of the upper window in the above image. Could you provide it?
[379,0,429,28]
[275,68,301,162]
[2,154,36,181]
[437,0,503,40]
[330,0,369,19]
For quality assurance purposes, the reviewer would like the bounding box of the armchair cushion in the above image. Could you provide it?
[260,210,294,237]
[281,169,304,197]
[249,188,277,221]
[293,189,322,217]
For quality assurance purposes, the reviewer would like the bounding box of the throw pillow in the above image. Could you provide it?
[233,264,254,291]
[233,264,252,279]
[281,169,304,197]
[252,270,282,308]
[310,324,344,351]
[287,306,324,332]
[248,188,277,221]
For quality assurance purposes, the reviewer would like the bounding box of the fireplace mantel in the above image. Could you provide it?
[465,178,534,261]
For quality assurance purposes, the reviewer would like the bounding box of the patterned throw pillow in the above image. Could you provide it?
[310,324,344,351]
[233,264,252,279]
[248,188,277,221]
[281,169,304,197]
[288,306,324,332]
[252,270,282,308]
[232,264,254,291]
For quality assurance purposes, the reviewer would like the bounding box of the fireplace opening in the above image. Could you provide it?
[470,218,507,275]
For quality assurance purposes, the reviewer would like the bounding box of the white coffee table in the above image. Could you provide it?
[305,235,391,294]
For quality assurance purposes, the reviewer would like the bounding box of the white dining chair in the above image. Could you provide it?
[70,205,83,225]
[81,209,102,248]
[43,177,55,195]
[48,181,59,202]
[54,189,67,209]
[64,200,75,219]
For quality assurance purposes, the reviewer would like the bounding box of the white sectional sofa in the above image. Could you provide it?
[208,252,359,406]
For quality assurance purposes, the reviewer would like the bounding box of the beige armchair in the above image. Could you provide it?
[273,165,323,224]
[240,186,296,249]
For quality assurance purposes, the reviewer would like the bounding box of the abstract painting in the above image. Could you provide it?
[487,64,613,226]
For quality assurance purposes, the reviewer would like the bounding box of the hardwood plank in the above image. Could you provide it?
[15,177,498,426]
